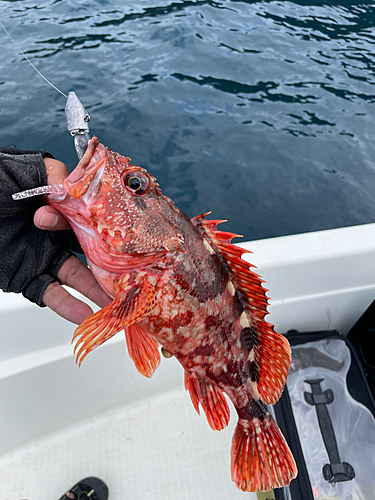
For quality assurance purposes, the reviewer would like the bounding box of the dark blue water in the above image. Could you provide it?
[1,0,375,241]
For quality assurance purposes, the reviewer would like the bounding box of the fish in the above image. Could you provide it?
[46,137,297,492]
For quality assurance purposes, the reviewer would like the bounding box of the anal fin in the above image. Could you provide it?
[124,323,160,378]
[185,371,230,431]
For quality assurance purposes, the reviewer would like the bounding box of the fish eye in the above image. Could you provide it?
[129,177,141,190]
[123,172,149,195]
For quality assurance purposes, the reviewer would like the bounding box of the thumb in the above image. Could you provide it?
[44,157,71,185]
[34,206,71,230]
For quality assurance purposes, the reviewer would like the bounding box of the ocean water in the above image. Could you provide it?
[1,0,375,241]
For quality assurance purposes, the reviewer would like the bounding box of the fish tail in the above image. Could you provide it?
[231,403,297,492]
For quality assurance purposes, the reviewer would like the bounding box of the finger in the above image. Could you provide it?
[34,206,71,231]
[57,255,112,309]
[38,158,71,231]
[44,157,70,185]
[43,281,94,325]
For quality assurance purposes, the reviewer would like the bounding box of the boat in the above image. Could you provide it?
[1,222,374,499]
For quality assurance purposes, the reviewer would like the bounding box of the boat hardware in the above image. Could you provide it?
[304,378,355,484]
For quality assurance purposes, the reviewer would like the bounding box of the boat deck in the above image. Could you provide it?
[0,386,253,500]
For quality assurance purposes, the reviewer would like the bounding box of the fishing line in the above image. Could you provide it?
[0,20,68,99]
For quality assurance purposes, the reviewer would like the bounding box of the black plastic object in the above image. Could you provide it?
[273,384,314,500]
[304,378,355,483]
[287,330,375,418]
[273,328,375,500]
[58,477,108,500]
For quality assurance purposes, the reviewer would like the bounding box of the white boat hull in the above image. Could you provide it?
[1,223,374,499]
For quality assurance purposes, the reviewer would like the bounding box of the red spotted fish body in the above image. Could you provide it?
[47,137,297,492]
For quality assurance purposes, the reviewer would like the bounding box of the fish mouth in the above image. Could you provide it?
[63,136,106,200]
[43,137,104,204]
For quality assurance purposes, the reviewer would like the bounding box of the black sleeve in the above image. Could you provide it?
[0,148,82,307]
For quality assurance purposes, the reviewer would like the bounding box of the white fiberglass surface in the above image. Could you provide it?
[242,223,375,335]
[0,387,257,500]
[2,223,375,499]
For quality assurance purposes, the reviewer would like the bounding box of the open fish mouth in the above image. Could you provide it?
[40,136,105,205]
[11,137,103,203]
[61,136,106,202]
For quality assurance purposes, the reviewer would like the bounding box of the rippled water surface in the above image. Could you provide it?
[1,0,375,240]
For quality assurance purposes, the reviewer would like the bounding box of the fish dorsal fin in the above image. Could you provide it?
[191,212,267,319]
[192,213,291,405]
[72,275,157,366]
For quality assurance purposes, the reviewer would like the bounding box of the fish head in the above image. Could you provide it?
[46,137,185,267]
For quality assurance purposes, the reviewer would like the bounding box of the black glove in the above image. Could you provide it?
[0,148,82,306]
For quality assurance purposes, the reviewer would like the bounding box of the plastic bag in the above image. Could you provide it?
[287,338,375,500]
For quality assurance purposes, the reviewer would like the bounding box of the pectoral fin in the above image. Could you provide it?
[72,276,157,366]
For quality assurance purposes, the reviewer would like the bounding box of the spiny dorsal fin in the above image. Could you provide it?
[192,213,291,405]
[192,213,266,319]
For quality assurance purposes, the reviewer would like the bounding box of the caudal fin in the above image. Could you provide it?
[231,413,297,492]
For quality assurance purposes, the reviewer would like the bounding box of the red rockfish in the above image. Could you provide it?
[47,137,297,492]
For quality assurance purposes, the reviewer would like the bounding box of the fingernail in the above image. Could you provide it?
[39,212,59,229]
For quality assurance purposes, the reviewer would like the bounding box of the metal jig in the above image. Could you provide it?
[12,92,90,200]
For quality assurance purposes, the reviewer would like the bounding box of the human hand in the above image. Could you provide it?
[34,157,111,324]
